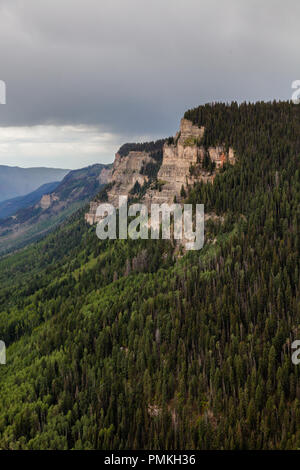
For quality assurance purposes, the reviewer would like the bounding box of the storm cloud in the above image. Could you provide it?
[0,0,298,167]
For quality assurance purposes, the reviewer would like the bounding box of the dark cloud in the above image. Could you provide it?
[0,0,298,144]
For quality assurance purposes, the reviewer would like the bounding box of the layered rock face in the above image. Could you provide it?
[180,118,205,140]
[144,119,205,205]
[85,118,235,224]
[84,150,158,224]
[106,151,156,206]
[143,118,234,206]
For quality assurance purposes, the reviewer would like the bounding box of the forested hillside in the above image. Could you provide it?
[0,102,299,450]
[0,164,110,255]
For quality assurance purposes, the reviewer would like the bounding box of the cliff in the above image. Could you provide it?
[85,118,235,224]
[105,150,157,206]
[144,119,234,206]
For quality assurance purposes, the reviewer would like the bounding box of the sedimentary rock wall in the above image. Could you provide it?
[106,151,156,205]
[143,118,234,205]
[85,117,235,224]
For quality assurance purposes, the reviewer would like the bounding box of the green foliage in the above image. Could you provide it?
[0,102,299,450]
[118,140,166,158]
[180,185,186,198]
[202,151,216,172]
[183,136,198,147]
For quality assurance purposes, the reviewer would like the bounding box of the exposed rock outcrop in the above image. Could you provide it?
[144,119,234,206]
[85,201,101,225]
[98,167,111,185]
[106,151,157,206]
[39,194,59,210]
[85,118,235,224]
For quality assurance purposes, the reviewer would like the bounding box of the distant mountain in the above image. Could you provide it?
[0,163,111,254]
[0,165,70,202]
[0,181,60,219]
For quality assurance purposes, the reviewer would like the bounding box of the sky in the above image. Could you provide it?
[0,0,299,169]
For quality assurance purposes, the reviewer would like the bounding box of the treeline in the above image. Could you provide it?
[118,139,166,158]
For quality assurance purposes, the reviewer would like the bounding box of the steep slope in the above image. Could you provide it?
[0,163,111,254]
[85,118,235,224]
[0,165,69,202]
[0,182,60,219]
[0,102,299,450]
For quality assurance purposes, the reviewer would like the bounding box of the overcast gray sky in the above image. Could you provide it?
[0,0,299,168]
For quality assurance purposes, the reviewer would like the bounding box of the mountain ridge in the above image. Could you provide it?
[0,163,111,254]
[0,165,70,202]
[0,181,60,219]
